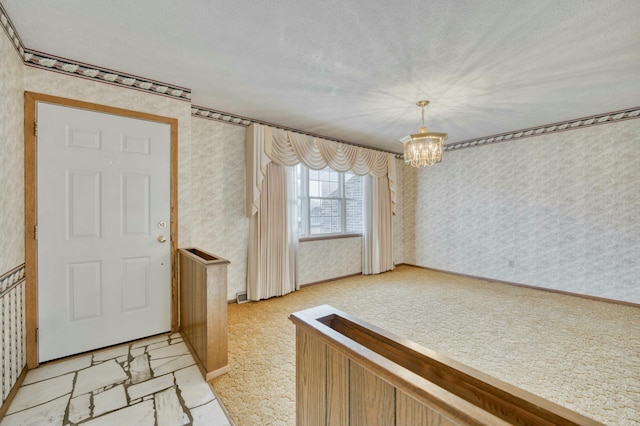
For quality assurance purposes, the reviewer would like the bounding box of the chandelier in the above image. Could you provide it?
[400,100,447,167]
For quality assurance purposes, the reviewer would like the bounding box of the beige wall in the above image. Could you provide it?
[402,119,640,303]
[190,117,248,299]
[0,25,25,274]
[298,237,363,285]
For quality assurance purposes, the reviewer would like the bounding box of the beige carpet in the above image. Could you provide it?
[211,265,640,425]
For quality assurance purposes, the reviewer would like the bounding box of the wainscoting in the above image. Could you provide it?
[0,264,26,414]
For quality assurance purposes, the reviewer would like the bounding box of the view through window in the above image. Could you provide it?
[296,164,363,237]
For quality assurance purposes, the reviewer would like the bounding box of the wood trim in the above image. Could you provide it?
[24,91,180,368]
[299,233,361,243]
[398,263,640,308]
[0,366,28,419]
[290,305,604,426]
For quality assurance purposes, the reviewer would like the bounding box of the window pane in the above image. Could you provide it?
[346,199,363,232]
[310,198,341,234]
[309,181,320,197]
[297,197,304,235]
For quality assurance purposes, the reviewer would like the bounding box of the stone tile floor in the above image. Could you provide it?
[1,333,233,426]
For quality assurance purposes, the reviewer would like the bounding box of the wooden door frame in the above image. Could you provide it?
[24,92,179,368]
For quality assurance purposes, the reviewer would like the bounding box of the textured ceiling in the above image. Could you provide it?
[2,0,639,153]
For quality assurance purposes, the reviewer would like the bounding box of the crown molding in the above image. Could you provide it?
[444,107,640,152]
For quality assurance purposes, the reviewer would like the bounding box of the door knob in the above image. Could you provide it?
[157,235,167,243]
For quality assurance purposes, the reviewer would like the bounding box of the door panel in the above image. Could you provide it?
[37,102,171,362]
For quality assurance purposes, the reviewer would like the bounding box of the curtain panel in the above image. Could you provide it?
[245,123,396,300]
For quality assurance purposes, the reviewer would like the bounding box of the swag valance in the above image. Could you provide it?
[246,124,397,217]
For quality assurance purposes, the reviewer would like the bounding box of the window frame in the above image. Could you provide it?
[297,165,363,240]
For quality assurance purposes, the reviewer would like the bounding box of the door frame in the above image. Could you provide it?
[24,92,179,368]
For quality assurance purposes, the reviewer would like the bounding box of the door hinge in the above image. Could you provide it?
[34,122,38,137]
[36,328,39,343]
[34,225,38,240]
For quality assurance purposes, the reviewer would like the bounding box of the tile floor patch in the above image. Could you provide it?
[74,360,128,397]
[93,384,127,417]
[0,394,69,426]
[147,340,169,352]
[7,372,74,414]
[190,400,232,426]
[131,334,168,349]
[92,345,129,362]
[2,332,233,426]
[131,347,146,357]
[154,387,190,426]
[148,341,189,359]
[22,355,91,385]
[82,400,155,426]
[150,353,196,376]
[174,365,215,408]
[130,353,152,384]
[68,394,92,424]
[127,373,174,400]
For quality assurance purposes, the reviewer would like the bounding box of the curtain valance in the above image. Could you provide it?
[247,124,396,217]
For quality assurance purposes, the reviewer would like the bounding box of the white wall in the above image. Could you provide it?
[402,119,640,303]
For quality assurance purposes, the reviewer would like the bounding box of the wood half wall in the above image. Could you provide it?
[289,305,604,426]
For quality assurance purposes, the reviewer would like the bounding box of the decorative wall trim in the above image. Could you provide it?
[444,107,640,152]
[0,264,26,408]
[1,3,191,102]
[191,105,251,126]
[191,105,400,156]
[0,2,25,58]
[23,49,191,102]
[0,264,25,296]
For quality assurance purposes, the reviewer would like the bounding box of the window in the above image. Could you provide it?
[297,164,363,237]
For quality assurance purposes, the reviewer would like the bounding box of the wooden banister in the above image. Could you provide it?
[289,305,603,426]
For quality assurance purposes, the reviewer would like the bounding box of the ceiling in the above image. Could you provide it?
[2,0,639,153]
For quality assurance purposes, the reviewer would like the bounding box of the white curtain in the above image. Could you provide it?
[246,123,396,300]
[362,174,394,274]
[246,162,298,301]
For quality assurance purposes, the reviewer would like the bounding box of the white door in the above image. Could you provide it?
[37,102,172,362]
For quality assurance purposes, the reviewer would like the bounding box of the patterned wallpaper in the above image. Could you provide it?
[190,117,249,300]
[298,237,363,286]
[0,20,25,275]
[23,67,194,247]
[392,158,404,265]
[402,119,640,304]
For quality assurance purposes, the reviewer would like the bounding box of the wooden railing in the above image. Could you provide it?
[178,248,230,381]
[289,305,603,426]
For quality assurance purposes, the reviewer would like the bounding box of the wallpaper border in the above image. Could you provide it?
[23,49,192,102]
[0,2,191,102]
[0,2,24,58]
[0,264,25,296]
[191,105,251,126]
[4,2,639,154]
[445,107,640,152]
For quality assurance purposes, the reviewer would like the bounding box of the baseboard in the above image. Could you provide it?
[226,273,364,304]
[399,263,640,308]
[299,272,362,288]
[0,365,28,420]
